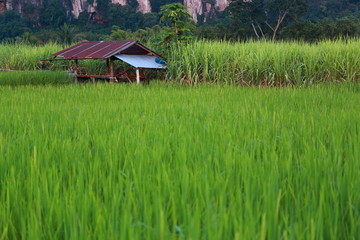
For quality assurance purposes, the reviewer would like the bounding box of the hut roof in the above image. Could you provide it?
[51,40,163,59]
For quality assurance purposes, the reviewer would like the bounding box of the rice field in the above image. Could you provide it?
[0,71,72,86]
[0,83,359,239]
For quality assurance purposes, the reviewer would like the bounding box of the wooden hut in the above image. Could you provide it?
[41,41,166,84]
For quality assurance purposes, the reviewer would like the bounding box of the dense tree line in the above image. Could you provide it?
[0,0,359,43]
[198,0,360,41]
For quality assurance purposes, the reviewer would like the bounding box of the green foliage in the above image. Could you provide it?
[56,23,78,45]
[18,32,41,45]
[0,11,31,40]
[207,0,359,41]
[281,17,360,41]
[150,0,182,12]
[77,11,90,26]
[108,4,146,31]
[160,3,194,44]
[22,3,36,15]
[106,25,170,55]
[0,83,359,239]
[228,0,307,40]
[96,0,111,21]
[106,26,135,40]
[143,13,161,28]
[127,0,140,9]
[39,1,67,27]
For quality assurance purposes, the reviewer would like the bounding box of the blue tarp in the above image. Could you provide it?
[115,54,166,69]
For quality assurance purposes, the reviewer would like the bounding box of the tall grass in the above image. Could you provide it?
[0,43,117,75]
[0,43,64,70]
[1,40,359,85]
[0,83,359,239]
[168,39,360,85]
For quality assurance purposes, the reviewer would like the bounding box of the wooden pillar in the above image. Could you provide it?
[110,58,114,76]
[109,58,115,82]
[106,59,110,75]
[74,59,79,83]
[74,59,79,74]
[136,68,140,85]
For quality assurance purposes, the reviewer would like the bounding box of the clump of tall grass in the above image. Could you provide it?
[0,71,73,86]
[0,43,64,70]
[168,39,360,85]
[0,43,135,75]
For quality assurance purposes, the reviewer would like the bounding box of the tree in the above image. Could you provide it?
[150,0,181,12]
[160,3,194,43]
[106,26,135,40]
[264,0,307,40]
[280,21,321,41]
[227,0,266,39]
[0,11,31,40]
[56,23,77,45]
[39,1,67,27]
[96,0,111,19]
[108,4,144,31]
[20,32,41,44]
[228,0,306,40]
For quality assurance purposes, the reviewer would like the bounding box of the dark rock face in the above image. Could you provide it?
[0,1,5,14]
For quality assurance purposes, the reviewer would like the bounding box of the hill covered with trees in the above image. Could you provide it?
[0,0,358,42]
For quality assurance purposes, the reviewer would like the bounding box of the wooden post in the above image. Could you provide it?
[106,59,110,75]
[109,58,115,82]
[74,59,79,74]
[136,68,140,84]
[74,59,79,83]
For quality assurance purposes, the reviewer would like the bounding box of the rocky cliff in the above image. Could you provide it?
[0,0,230,22]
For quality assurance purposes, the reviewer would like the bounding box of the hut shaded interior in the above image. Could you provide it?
[41,41,166,84]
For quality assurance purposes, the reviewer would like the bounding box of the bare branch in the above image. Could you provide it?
[265,21,275,32]
[251,23,260,39]
[256,22,265,38]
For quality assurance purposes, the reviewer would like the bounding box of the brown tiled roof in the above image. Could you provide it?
[51,40,138,59]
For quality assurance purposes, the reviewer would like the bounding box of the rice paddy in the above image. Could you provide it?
[0,39,359,239]
[0,83,359,239]
[0,71,72,86]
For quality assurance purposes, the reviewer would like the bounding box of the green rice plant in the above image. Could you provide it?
[0,71,73,86]
[0,83,359,239]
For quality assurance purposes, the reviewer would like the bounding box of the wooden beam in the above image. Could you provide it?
[135,43,166,59]
[40,58,79,62]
